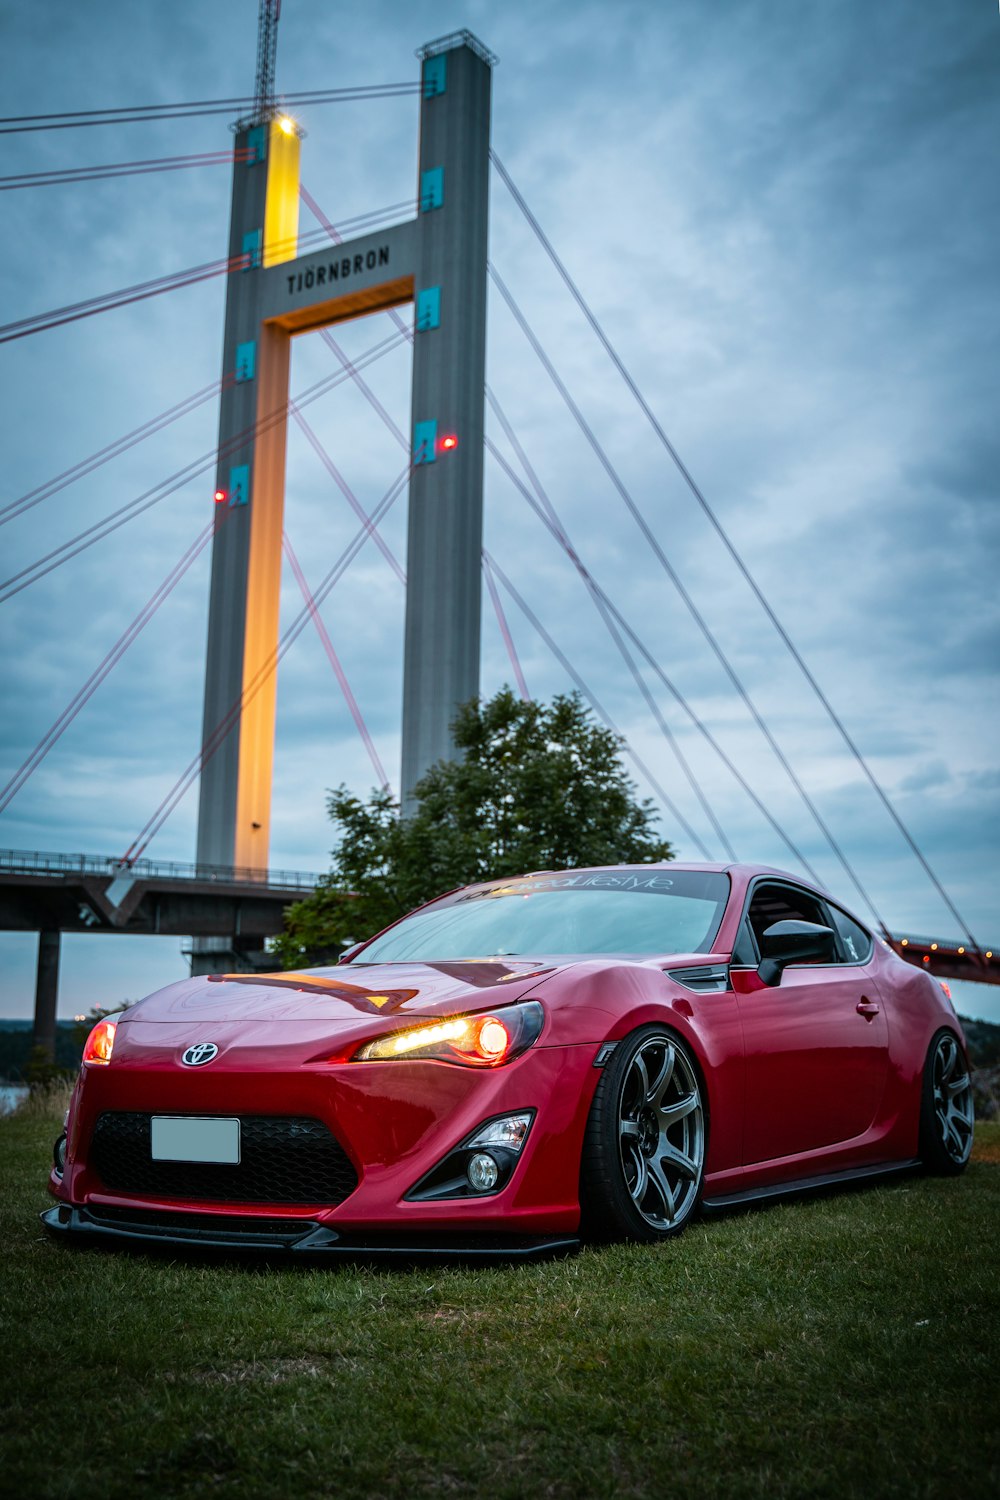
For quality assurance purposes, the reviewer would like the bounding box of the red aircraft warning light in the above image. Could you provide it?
[214,488,227,504]
[439,434,459,452]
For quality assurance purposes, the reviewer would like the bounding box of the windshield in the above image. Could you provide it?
[355,870,730,962]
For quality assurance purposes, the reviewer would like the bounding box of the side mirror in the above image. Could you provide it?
[757,919,836,987]
[337,940,364,965]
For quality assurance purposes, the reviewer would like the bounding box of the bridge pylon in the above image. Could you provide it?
[192,34,493,971]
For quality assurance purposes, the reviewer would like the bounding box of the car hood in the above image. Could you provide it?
[124,959,565,1025]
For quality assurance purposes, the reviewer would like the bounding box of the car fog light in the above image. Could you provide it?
[406,1110,536,1202]
[53,1132,67,1177]
[467,1152,499,1192]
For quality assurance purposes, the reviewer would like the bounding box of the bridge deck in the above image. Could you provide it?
[0,854,317,941]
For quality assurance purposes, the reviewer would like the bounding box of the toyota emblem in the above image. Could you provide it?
[181,1041,219,1067]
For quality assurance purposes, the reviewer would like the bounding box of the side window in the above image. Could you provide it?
[828,905,873,966]
[746,882,829,963]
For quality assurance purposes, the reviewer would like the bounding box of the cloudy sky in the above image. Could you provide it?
[1,0,997,1022]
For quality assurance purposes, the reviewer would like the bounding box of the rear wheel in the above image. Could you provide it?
[919,1029,974,1175]
[581,1026,706,1242]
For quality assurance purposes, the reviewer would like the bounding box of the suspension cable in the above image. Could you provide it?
[0,253,244,344]
[298,189,535,718]
[300,184,345,243]
[483,435,830,883]
[282,533,391,792]
[0,377,227,529]
[297,188,540,728]
[1,452,227,603]
[292,185,725,860]
[0,205,414,345]
[122,463,411,863]
[0,513,223,816]
[0,148,252,190]
[491,150,980,950]
[483,552,712,857]
[0,82,422,135]
[1,324,410,602]
[299,182,708,842]
[486,388,738,863]
[489,262,888,930]
[289,402,406,585]
[292,346,535,780]
[316,328,409,449]
[481,552,531,703]
[293,350,533,741]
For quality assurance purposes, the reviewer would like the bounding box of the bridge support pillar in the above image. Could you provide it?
[191,35,494,966]
[32,928,60,1062]
[401,39,492,809]
[195,115,300,882]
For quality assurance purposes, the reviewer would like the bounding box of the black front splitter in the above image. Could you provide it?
[40,1205,579,1263]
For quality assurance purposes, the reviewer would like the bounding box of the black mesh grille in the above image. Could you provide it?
[91,1112,358,1205]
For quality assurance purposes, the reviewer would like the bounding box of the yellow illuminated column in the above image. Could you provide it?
[263,116,300,267]
[233,116,299,870]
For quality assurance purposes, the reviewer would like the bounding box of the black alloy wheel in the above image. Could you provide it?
[919,1028,974,1175]
[581,1025,706,1242]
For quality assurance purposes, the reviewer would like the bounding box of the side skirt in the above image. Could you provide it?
[701,1158,922,1213]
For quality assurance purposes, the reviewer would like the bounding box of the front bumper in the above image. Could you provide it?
[54,1037,598,1238]
[40,1203,578,1261]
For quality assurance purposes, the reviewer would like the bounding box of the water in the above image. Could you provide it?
[0,1083,29,1115]
[948,978,1000,1027]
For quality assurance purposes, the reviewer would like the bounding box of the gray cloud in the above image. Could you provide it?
[1,0,997,1020]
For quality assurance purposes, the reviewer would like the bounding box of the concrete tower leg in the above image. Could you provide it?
[401,39,493,810]
[196,124,268,879]
[192,118,299,973]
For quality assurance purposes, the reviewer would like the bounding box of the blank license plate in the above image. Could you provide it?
[151,1116,240,1164]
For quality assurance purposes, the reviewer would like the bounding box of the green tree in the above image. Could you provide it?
[272,689,673,968]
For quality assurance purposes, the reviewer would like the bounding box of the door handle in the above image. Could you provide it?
[856,998,880,1019]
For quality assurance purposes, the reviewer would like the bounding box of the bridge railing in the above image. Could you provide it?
[0,847,320,892]
[891,933,995,961]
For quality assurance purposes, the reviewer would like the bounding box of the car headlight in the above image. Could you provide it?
[352,1001,544,1068]
[82,1019,116,1065]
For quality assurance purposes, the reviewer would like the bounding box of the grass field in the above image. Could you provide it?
[3,1091,998,1500]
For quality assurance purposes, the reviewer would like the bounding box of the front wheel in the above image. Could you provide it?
[919,1029,974,1175]
[581,1026,706,1242]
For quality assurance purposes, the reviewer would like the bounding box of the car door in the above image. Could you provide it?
[732,880,889,1165]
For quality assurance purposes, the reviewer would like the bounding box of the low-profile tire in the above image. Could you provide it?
[919,1028,974,1176]
[581,1025,706,1242]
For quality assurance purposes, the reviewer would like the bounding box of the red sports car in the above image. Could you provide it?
[43,864,974,1259]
